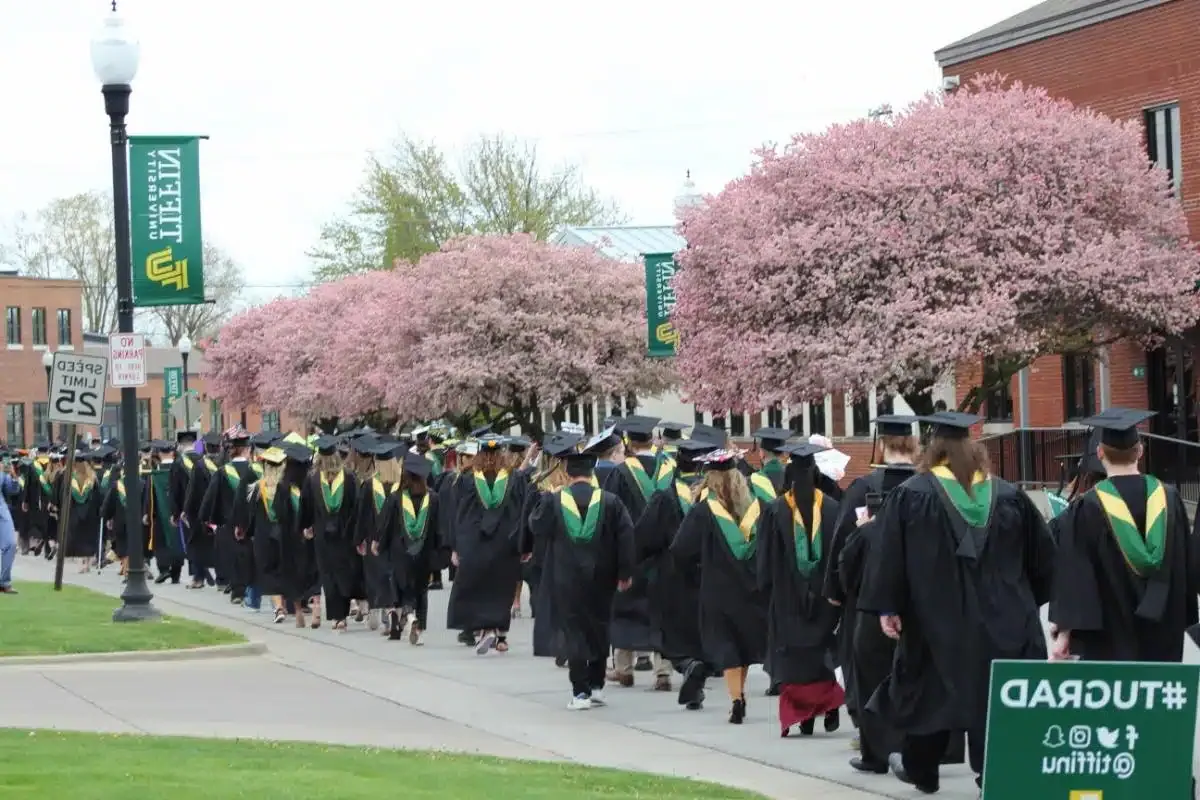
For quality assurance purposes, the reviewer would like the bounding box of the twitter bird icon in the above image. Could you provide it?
[1096,727,1121,749]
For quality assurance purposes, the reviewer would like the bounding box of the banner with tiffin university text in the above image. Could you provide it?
[129,135,206,307]
[644,252,680,358]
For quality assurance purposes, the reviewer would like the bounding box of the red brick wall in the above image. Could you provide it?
[944,0,1200,424]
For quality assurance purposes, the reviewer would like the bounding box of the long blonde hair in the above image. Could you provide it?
[348,452,374,483]
[260,462,284,497]
[695,469,752,517]
[315,452,342,482]
[374,457,401,485]
[536,457,571,492]
[72,459,96,487]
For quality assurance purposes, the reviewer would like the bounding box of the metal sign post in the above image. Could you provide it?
[47,351,109,591]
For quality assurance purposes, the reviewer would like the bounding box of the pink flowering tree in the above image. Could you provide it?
[202,296,297,412]
[674,75,1200,415]
[396,234,675,437]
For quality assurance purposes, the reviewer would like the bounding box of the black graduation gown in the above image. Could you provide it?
[526,483,636,661]
[9,467,29,545]
[23,462,57,541]
[100,465,126,558]
[603,453,665,652]
[199,459,259,591]
[53,472,101,558]
[671,497,769,670]
[246,480,310,600]
[145,466,183,570]
[354,477,395,608]
[446,469,527,632]
[858,473,1055,735]
[633,478,705,664]
[377,488,442,607]
[1050,477,1199,662]
[300,469,366,604]
[759,492,842,685]
[182,454,221,572]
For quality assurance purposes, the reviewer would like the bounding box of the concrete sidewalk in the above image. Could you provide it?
[4,557,986,799]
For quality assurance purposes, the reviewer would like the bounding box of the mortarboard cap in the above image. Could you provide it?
[544,434,583,458]
[281,432,308,446]
[259,447,287,465]
[402,451,432,479]
[250,431,279,448]
[875,414,920,437]
[470,425,493,439]
[617,415,661,442]
[780,441,829,460]
[659,422,689,440]
[377,433,399,444]
[284,443,313,464]
[562,450,599,470]
[752,427,795,453]
[138,440,152,454]
[203,431,223,447]
[368,440,399,460]
[506,435,532,453]
[456,441,479,456]
[412,425,431,437]
[582,426,620,456]
[314,435,338,456]
[922,411,981,440]
[689,423,728,446]
[104,438,122,449]
[150,440,174,453]
[675,438,720,455]
[1080,407,1155,449]
[695,448,743,472]
[351,435,379,455]
[91,445,116,460]
[175,428,198,442]
[477,433,506,452]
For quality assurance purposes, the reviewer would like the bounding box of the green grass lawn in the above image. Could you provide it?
[0,582,244,657]
[0,730,765,799]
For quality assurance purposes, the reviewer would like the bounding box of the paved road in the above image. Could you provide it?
[6,556,1094,799]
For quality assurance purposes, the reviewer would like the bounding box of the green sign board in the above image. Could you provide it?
[983,659,1199,799]
[1132,366,1146,380]
[129,135,206,308]
[644,252,679,358]
[163,366,183,401]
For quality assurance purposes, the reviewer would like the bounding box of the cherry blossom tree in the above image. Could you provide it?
[673,75,1200,415]
[202,296,299,412]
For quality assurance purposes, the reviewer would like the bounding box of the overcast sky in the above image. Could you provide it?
[0,0,1036,303]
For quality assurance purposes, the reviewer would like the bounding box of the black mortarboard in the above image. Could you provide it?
[659,422,689,440]
[470,425,493,439]
[104,438,122,449]
[675,438,720,455]
[377,433,399,444]
[139,440,152,454]
[314,435,338,456]
[923,411,981,440]
[402,451,432,479]
[369,440,399,461]
[780,441,829,460]
[151,440,175,453]
[477,433,507,452]
[562,450,599,470]
[506,435,532,453]
[582,426,620,456]
[690,423,728,446]
[203,431,223,448]
[250,431,278,448]
[176,428,198,442]
[696,449,740,472]
[752,427,795,454]
[1081,408,1155,449]
[91,445,116,461]
[875,414,920,437]
[617,415,661,442]
[352,435,379,456]
[544,434,583,458]
[284,443,313,464]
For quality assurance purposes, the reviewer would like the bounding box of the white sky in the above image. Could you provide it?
[0,0,1035,304]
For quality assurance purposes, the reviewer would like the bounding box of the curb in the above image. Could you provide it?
[0,641,267,667]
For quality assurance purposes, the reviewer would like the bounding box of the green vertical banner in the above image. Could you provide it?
[983,659,1199,798]
[163,366,183,401]
[644,252,679,358]
[129,135,206,307]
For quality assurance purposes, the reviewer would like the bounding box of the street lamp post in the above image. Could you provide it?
[41,350,54,442]
[92,1,159,622]
[178,336,192,435]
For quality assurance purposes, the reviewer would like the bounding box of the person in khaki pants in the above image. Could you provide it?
[609,648,672,689]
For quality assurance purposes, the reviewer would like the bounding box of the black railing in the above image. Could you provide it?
[981,427,1200,506]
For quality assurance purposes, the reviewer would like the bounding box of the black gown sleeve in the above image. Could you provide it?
[825,477,869,603]
[610,495,637,583]
[376,492,399,556]
[1016,488,1056,606]
[1048,496,1104,632]
[670,503,707,567]
[855,486,910,615]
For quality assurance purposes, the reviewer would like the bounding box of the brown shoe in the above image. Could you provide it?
[606,669,634,688]
[0,586,17,594]
[654,675,672,692]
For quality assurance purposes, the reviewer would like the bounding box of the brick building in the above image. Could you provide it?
[1,272,301,448]
[936,0,1199,439]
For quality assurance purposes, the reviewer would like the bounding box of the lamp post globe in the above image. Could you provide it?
[178,336,192,356]
[41,349,53,392]
[90,3,139,87]
[178,336,192,434]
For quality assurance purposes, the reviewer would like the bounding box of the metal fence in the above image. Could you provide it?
[981,427,1200,505]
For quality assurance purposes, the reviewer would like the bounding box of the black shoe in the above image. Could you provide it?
[729,697,746,725]
[685,689,705,711]
[799,718,815,736]
[888,753,939,794]
[429,579,444,591]
[634,656,653,672]
[154,573,170,584]
[824,709,841,733]
[554,656,567,668]
[388,611,403,640]
[849,756,888,774]
[205,575,216,586]
[458,630,475,646]
[765,682,781,697]
[678,661,707,707]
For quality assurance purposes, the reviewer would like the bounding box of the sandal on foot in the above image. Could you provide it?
[273,608,287,624]
[495,638,509,653]
[332,620,347,632]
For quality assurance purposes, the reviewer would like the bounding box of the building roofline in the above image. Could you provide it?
[935,0,1172,69]
[0,273,84,288]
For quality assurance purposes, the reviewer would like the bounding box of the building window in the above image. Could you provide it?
[262,411,280,432]
[31,307,46,346]
[624,394,637,417]
[1063,353,1096,421]
[983,357,1014,422]
[161,396,176,440]
[5,306,19,345]
[730,412,745,438]
[767,406,784,429]
[609,395,623,420]
[809,402,827,437]
[137,398,152,442]
[32,402,51,444]
[56,308,72,346]
[1145,104,1182,196]
[851,397,871,437]
[567,404,579,425]
[582,402,595,434]
[209,399,223,433]
[876,393,895,416]
[693,408,705,426]
[5,403,25,447]
[99,403,120,443]
[711,414,726,431]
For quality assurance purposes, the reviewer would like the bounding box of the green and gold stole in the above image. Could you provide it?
[784,489,825,576]
[35,462,53,497]
[223,464,243,492]
[559,486,602,543]
[475,469,510,509]
[180,454,194,474]
[707,497,761,560]
[320,470,346,513]
[624,455,676,500]
[402,491,431,540]
[760,458,785,480]
[425,450,444,478]
[930,465,993,527]
[749,471,778,504]
[71,476,95,504]
[1094,476,1168,576]
[260,483,278,522]
[371,478,389,513]
[203,457,218,474]
[251,463,264,479]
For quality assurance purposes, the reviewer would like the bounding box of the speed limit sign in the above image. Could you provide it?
[48,351,109,426]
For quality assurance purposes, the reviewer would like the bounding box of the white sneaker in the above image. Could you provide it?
[476,631,497,655]
[410,628,424,646]
[589,689,607,707]
[567,694,593,711]
[367,610,380,631]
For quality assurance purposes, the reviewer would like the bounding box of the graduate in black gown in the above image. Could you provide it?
[633,437,719,710]
[671,448,769,725]
[22,450,57,558]
[199,426,260,604]
[447,433,528,654]
[506,435,538,619]
[1050,408,1199,663]
[169,430,200,579]
[656,422,688,458]
[300,435,364,631]
[375,451,443,643]
[145,441,185,584]
[858,411,1055,794]
[523,434,636,710]
[355,438,400,634]
[182,432,224,589]
[53,450,103,570]
[760,441,845,737]
[604,415,674,690]
[443,438,480,644]
[823,414,921,773]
